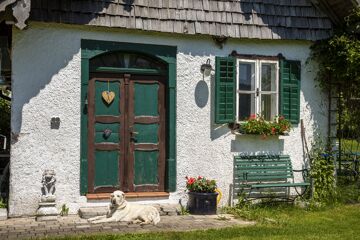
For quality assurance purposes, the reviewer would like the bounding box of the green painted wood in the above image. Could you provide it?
[92,67,166,75]
[80,58,89,195]
[215,56,236,124]
[235,182,310,188]
[233,155,309,195]
[134,124,159,143]
[235,166,292,171]
[236,170,293,175]
[134,83,159,117]
[235,161,292,165]
[250,182,310,188]
[237,175,293,181]
[280,59,301,125]
[94,151,119,188]
[81,40,177,195]
[95,80,120,116]
[133,81,161,186]
[95,123,120,143]
[167,62,177,192]
[134,150,159,185]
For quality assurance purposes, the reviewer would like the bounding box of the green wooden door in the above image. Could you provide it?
[128,75,166,192]
[87,75,165,193]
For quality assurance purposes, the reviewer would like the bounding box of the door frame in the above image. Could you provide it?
[80,40,177,195]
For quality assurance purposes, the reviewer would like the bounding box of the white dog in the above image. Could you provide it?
[88,190,160,225]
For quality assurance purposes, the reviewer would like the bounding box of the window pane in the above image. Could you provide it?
[238,63,255,91]
[238,93,255,121]
[261,63,276,91]
[261,94,277,121]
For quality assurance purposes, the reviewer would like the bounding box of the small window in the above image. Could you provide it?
[90,52,166,71]
[236,59,279,121]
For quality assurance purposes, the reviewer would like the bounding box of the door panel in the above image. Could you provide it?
[134,83,159,116]
[94,81,121,116]
[128,79,166,192]
[134,150,159,185]
[94,123,120,143]
[94,150,120,188]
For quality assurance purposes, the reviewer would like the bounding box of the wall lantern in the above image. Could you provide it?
[200,58,214,77]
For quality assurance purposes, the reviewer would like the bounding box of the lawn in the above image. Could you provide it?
[51,204,360,240]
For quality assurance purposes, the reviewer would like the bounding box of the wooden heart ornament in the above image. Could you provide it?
[102,91,115,105]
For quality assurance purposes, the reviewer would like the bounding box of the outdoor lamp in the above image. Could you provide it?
[200,58,213,77]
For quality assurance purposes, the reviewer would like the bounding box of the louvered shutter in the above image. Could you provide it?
[215,56,236,124]
[280,59,301,125]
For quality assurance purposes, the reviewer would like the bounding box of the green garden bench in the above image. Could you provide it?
[233,154,310,202]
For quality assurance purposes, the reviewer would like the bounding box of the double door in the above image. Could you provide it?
[87,74,166,193]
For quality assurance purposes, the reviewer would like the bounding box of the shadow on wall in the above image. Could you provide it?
[194,80,209,109]
[11,29,81,136]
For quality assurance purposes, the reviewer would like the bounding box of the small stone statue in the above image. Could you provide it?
[36,170,58,221]
[41,169,56,199]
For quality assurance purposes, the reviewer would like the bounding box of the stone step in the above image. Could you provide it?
[79,203,181,219]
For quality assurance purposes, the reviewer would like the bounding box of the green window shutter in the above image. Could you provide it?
[280,59,301,125]
[215,56,236,124]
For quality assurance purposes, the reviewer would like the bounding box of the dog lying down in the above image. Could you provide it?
[88,190,161,225]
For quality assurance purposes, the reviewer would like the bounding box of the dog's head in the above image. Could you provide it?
[110,190,125,206]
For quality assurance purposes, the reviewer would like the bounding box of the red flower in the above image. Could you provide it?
[187,177,196,185]
[271,127,276,134]
[249,114,256,120]
[279,116,285,121]
[197,176,202,180]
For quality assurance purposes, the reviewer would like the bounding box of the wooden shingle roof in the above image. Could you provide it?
[29,0,334,41]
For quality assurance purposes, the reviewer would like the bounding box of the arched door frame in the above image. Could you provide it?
[80,39,177,194]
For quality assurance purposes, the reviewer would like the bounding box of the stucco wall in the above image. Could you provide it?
[9,22,328,216]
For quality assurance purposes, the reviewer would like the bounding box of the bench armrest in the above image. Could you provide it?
[293,169,309,183]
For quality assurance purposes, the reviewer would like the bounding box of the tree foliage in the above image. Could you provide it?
[310,8,360,139]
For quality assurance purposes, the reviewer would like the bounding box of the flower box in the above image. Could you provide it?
[228,115,292,137]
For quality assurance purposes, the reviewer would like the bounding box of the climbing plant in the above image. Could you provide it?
[309,140,337,205]
[310,8,360,137]
[0,91,10,150]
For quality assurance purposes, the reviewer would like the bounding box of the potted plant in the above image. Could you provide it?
[229,115,292,137]
[185,176,218,215]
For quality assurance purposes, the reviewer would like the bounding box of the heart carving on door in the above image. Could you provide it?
[102,91,115,105]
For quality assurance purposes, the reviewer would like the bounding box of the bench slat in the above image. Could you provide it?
[235,161,292,165]
[235,175,293,181]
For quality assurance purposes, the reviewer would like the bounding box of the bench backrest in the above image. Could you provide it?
[234,155,294,184]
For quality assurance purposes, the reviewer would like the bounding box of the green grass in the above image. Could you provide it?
[48,204,360,240]
[341,139,360,153]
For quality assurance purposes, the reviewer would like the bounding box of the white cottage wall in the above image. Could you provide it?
[9,22,328,216]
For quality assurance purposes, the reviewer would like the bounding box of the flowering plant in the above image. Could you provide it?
[229,115,292,136]
[185,176,217,193]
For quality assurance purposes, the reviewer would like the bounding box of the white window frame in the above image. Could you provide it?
[236,59,279,122]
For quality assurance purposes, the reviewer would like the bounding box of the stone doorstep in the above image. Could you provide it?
[79,203,181,219]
